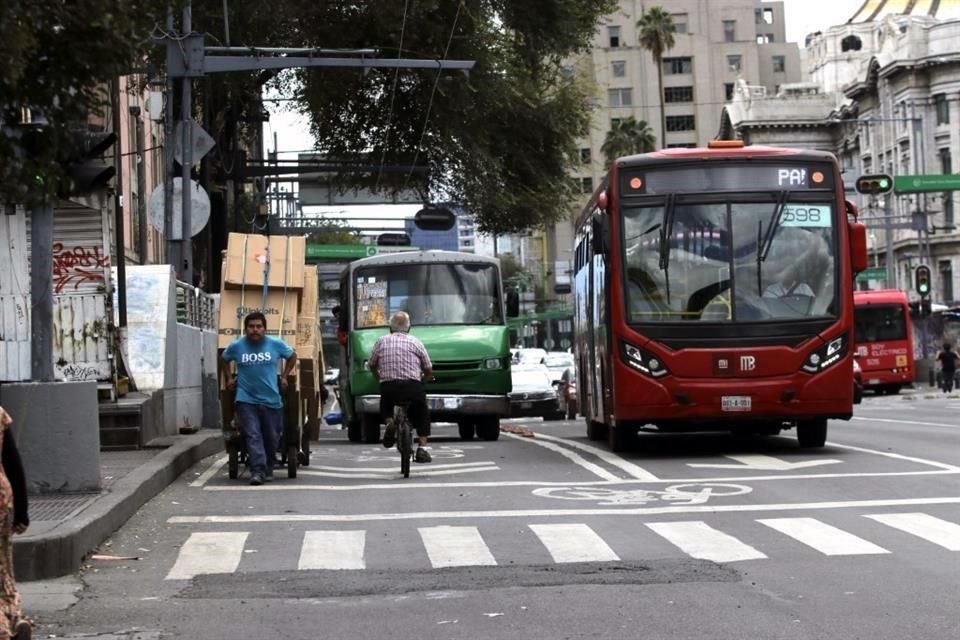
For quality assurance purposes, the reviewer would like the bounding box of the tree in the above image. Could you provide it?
[0,1,165,205]
[601,116,656,164]
[305,218,361,245]
[637,6,676,150]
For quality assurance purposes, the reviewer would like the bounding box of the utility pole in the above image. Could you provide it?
[30,202,54,382]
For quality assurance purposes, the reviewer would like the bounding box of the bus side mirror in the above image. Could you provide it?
[849,220,868,274]
[506,290,520,318]
[591,216,607,255]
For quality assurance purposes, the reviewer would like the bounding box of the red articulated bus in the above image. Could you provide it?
[853,289,915,394]
[572,141,869,451]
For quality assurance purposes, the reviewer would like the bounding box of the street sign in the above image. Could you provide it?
[147,178,210,238]
[306,244,378,260]
[894,174,960,193]
[173,120,215,168]
[856,267,887,282]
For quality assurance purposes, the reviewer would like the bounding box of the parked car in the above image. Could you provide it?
[544,352,575,383]
[556,366,577,420]
[516,348,548,366]
[509,364,564,420]
[853,359,863,404]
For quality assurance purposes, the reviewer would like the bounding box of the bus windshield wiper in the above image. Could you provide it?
[658,194,676,304]
[759,190,789,263]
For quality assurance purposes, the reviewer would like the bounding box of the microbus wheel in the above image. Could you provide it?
[458,420,476,441]
[362,414,381,444]
[476,417,500,441]
[347,419,363,443]
[797,419,828,448]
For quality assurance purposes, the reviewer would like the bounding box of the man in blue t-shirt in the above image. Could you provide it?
[222,311,298,485]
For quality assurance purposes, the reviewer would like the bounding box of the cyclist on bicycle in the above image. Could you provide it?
[221,311,298,485]
[368,311,433,463]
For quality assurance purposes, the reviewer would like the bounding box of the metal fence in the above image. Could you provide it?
[175,281,217,330]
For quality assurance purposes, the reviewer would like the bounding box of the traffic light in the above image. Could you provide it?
[855,173,894,195]
[915,264,931,297]
[61,130,117,195]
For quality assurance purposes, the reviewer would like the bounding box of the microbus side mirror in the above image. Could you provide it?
[506,290,520,318]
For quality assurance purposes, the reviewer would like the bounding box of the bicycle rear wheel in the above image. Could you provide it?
[397,408,412,478]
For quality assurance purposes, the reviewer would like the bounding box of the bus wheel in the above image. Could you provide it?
[361,414,381,444]
[347,419,363,443]
[608,423,633,452]
[476,417,501,441]
[797,419,828,448]
[458,420,476,441]
[587,420,607,441]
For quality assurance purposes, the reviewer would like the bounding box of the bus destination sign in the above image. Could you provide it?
[620,164,835,196]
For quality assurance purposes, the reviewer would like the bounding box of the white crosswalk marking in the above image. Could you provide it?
[299,530,366,570]
[757,517,889,555]
[866,513,960,551]
[165,532,249,580]
[646,521,767,562]
[529,523,620,563]
[418,525,497,568]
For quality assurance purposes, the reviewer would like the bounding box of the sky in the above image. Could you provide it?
[782,0,863,45]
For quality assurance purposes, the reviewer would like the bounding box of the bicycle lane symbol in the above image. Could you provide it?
[531,483,753,506]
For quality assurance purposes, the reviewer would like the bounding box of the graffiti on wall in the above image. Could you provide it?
[53,243,110,294]
[57,362,104,381]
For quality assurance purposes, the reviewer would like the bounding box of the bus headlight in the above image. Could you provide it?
[801,336,847,373]
[621,341,670,378]
[484,358,502,369]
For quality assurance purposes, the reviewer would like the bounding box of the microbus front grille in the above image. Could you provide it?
[432,360,482,371]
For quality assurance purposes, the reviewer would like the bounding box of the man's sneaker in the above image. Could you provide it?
[250,473,265,486]
[264,474,274,483]
[414,447,432,463]
[382,418,396,449]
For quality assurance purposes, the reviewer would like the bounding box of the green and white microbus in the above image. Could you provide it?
[337,250,518,443]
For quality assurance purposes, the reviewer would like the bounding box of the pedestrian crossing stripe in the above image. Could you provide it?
[163,512,960,580]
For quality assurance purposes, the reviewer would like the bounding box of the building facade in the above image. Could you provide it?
[724,6,960,306]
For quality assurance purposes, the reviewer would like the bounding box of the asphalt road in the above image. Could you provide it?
[27,390,960,639]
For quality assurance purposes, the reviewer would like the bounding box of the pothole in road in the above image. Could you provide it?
[176,560,739,600]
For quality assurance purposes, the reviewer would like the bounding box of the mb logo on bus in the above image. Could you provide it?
[740,355,757,371]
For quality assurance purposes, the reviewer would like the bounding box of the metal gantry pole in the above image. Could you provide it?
[163,6,179,272]
[180,1,194,285]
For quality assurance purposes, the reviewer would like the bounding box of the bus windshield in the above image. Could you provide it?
[622,199,837,323]
[855,305,907,342]
[354,262,502,328]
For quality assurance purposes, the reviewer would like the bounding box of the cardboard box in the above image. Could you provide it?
[218,287,300,349]
[224,233,306,290]
[300,265,319,314]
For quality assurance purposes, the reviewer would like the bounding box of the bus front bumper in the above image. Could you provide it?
[356,394,511,418]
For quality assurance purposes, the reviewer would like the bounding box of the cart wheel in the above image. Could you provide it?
[228,446,239,479]
[287,445,298,478]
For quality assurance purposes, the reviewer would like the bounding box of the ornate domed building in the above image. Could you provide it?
[848,0,960,23]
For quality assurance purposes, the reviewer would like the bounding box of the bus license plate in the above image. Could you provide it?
[722,396,751,412]
[428,398,460,410]
[521,402,533,409]
[868,378,880,386]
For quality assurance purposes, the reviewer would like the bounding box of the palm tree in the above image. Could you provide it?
[637,7,676,149]
[601,116,656,163]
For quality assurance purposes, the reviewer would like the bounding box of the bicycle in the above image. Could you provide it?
[393,401,414,478]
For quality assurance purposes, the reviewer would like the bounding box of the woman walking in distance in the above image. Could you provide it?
[0,406,31,639]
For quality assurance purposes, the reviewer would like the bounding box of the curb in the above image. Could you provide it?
[14,431,222,582]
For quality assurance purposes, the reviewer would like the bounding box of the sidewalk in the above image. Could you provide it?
[14,430,222,582]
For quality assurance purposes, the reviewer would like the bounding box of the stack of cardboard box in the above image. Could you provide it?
[218,232,306,351]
